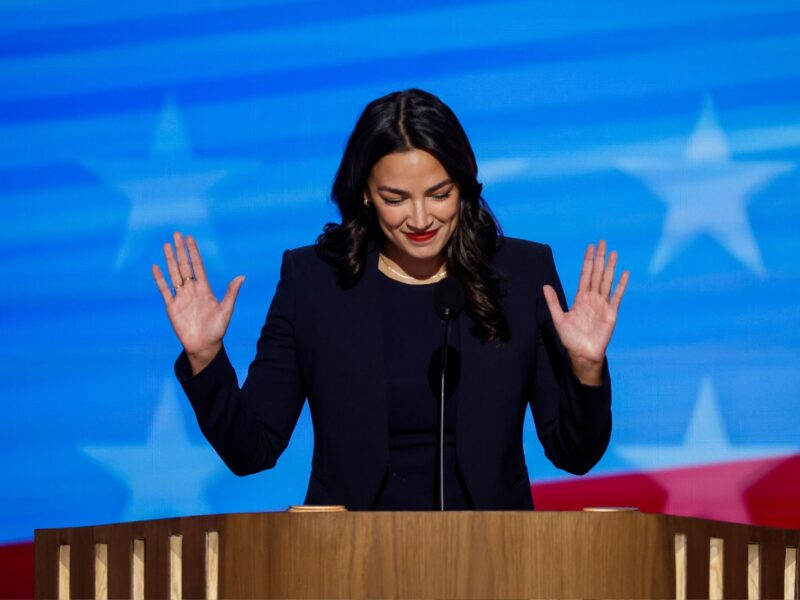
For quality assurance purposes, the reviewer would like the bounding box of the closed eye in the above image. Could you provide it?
[381,189,453,205]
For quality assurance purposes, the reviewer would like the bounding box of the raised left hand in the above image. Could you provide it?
[543,240,629,385]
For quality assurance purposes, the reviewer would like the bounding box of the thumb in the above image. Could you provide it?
[542,284,565,325]
[221,275,245,315]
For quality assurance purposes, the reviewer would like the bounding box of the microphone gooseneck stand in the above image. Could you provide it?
[432,277,465,511]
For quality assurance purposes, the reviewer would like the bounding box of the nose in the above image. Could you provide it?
[406,199,433,231]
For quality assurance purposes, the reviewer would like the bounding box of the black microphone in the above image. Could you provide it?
[433,276,465,321]
[432,277,465,510]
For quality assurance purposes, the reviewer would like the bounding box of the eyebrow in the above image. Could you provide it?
[377,178,453,195]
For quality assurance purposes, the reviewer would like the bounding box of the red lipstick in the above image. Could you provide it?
[404,230,437,243]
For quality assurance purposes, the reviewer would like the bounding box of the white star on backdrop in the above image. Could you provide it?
[617,376,797,470]
[81,379,225,521]
[618,96,794,277]
[616,376,798,522]
[82,94,258,270]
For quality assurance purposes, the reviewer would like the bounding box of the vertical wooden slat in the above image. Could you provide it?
[142,520,170,598]
[722,533,747,599]
[95,543,108,600]
[763,535,787,598]
[67,527,95,599]
[206,531,219,600]
[35,532,57,599]
[786,547,798,600]
[58,545,70,600]
[686,524,709,599]
[748,543,761,600]
[180,522,205,599]
[132,539,145,600]
[104,526,131,598]
[709,537,724,600]
[675,533,687,600]
[170,535,183,600]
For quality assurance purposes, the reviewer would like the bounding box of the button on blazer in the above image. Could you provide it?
[175,236,612,510]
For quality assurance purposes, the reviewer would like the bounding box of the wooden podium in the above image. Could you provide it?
[36,510,799,599]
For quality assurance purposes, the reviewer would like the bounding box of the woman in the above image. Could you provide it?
[152,89,629,510]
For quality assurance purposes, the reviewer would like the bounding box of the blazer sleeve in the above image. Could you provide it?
[173,249,306,476]
[529,244,612,476]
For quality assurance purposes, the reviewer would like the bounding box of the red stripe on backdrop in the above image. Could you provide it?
[744,454,800,529]
[0,542,33,599]
[532,454,800,528]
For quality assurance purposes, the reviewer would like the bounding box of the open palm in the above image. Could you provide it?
[543,240,629,369]
[152,231,245,357]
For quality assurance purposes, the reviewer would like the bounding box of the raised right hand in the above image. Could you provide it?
[152,231,245,371]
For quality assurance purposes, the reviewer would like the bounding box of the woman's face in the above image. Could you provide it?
[364,148,459,268]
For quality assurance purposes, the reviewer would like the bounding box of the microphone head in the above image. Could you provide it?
[433,277,465,321]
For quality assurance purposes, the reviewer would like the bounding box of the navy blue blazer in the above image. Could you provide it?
[174,236,612,510]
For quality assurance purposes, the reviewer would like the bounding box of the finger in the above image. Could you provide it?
[590,239,606,292]
[185,235,207,285]
[163,242,184,290]
[600,250,618,300]
[542,284,565,326]
[173,231,194,281]
[220,276,245,316]
[151,264,174,304]
[610,270,630,312]
[577,244,593,293]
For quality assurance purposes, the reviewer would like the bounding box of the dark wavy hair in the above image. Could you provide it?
[315,88,509,344]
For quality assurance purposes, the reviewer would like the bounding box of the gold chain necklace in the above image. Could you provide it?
[379,253,447,282]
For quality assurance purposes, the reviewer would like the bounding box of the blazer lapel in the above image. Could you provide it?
[337,241,390,508]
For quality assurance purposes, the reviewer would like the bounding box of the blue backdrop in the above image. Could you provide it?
[2,1,800,542]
